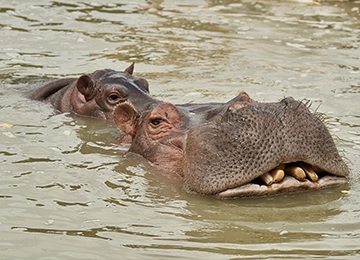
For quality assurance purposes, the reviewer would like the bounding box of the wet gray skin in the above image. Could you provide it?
[31,63,160,121]
[114,92,349,199]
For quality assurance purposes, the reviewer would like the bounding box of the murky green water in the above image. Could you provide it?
[1,0,360,259]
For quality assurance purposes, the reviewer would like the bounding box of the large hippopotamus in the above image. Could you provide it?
[113,92,349,198]
[31,63,158,121]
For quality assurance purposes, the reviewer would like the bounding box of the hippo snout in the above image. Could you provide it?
[182,97,349,197]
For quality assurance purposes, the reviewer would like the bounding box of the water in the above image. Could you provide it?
[1,0,360,259]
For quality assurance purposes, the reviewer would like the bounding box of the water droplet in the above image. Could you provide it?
[63,130,71,136]
[45,219,54,226]
[279,230,288,235]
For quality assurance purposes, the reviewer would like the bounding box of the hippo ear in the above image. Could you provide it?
[124,62,135,76]
[113,102,140,136]
[76,75,98,101]
[134,78,149,93]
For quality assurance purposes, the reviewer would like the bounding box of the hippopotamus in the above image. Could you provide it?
[31,63,158,121]
[113,92,349,198]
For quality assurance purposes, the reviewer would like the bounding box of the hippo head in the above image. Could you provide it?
[114,92,349,198]
[71,63,158,121]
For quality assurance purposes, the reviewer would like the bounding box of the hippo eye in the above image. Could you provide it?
[150,118,165,126]
[109,94,119,101]
[107,93,124,105]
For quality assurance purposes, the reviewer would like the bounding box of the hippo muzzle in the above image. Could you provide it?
[182,97,349,198]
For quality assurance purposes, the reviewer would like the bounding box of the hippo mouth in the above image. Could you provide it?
[215,162,347,199]
[182,97,349,198]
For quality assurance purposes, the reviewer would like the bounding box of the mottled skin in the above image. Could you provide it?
[114,92,349,198]
[31,63,159,121]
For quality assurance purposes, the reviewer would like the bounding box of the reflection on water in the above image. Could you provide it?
[1,0,360,259]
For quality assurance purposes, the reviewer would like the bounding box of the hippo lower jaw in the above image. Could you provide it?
[215,162,347,199]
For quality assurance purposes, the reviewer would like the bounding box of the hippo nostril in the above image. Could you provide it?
[280,97,306,109]
[229,102,246,110]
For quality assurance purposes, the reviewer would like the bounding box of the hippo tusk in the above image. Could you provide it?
[269,168,285,183]
[259,163,322,186]
[297,162,319,181]
[260,172,274,185]
[285,166,306,181]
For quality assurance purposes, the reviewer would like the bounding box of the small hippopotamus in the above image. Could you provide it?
[113,92,349,198]
[31,63,159,121]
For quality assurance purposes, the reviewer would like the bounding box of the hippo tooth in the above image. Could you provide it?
[297,162,319,182]
[260,172,274,185]
[285,166,306,181]
[269,168,285,183]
